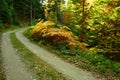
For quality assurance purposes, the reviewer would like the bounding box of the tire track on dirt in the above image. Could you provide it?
[16,29,101,80]
[1,30,35,80]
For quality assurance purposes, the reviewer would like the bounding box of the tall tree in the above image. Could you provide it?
[13,0,45,24]
[6,0,19,25]
[44,0,64,23]
[0,0,12,24]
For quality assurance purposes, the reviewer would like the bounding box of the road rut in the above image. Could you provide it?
[16,29,101,80]
[1,28,101,80]
[1,31,34,80]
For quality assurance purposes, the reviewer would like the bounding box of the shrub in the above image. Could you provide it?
[30,20,88,50]
[30,20,55,38]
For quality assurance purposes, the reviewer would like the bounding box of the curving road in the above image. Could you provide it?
[1,30,35,80]
[1,28,102,80]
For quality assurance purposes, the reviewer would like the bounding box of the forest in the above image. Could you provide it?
[0,0,120,79]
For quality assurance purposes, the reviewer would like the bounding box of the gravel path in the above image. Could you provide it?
[16,29,101,80]
[1,30,35,80]
[1,28,101,80]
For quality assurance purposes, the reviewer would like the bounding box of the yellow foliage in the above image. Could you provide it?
[62,11,73,24]
[40,27,75,46]
[30,21,88,50]
[88,48,104,54]
[86,0,96,10]
[30,20,55,38]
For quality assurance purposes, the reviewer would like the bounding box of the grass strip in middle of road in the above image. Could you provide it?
[10,32,66,80]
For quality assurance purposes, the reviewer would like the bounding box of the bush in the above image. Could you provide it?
[30,20,88,50]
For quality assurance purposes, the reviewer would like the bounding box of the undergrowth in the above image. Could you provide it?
[23,19,120,79]
[50,44,120,76]
[24,29,120,80]
[29,20,88,50]
[49,45,120,80]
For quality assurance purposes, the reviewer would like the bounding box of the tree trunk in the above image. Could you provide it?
[30,0,33,26]
[80,0,86,41]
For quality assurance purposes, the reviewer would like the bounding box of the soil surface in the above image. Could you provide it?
[1,30,35,80]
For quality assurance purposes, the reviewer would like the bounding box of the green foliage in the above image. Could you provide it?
[0,0,12,24]
[23,27,33,39]
[0,20,4,32]
[22,0,120,62]
[79,0,120,61]
[52,44,82,56]
[81,51,120,74]
[13,0,45,23]
[44,0,64,23]
[28,19,37,26]
[40,42,120,77]
[24,0,120,79]
[84,29,99,47]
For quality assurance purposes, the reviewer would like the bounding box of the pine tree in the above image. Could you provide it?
[0,0,12,24]
[13,0,45,22]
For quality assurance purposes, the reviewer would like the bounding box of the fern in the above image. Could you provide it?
[30,20,55,38]
[30,20,88,50]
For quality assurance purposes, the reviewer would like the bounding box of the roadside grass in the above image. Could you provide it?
[40,45,120,79]
[24,29,120,80]
[10,32,67,80]
[39,44,120,80]
[0,35,5,80]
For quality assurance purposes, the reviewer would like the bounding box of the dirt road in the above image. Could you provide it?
[1,29,101,80]
[16,29,101,80]
[1,30,35,80]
